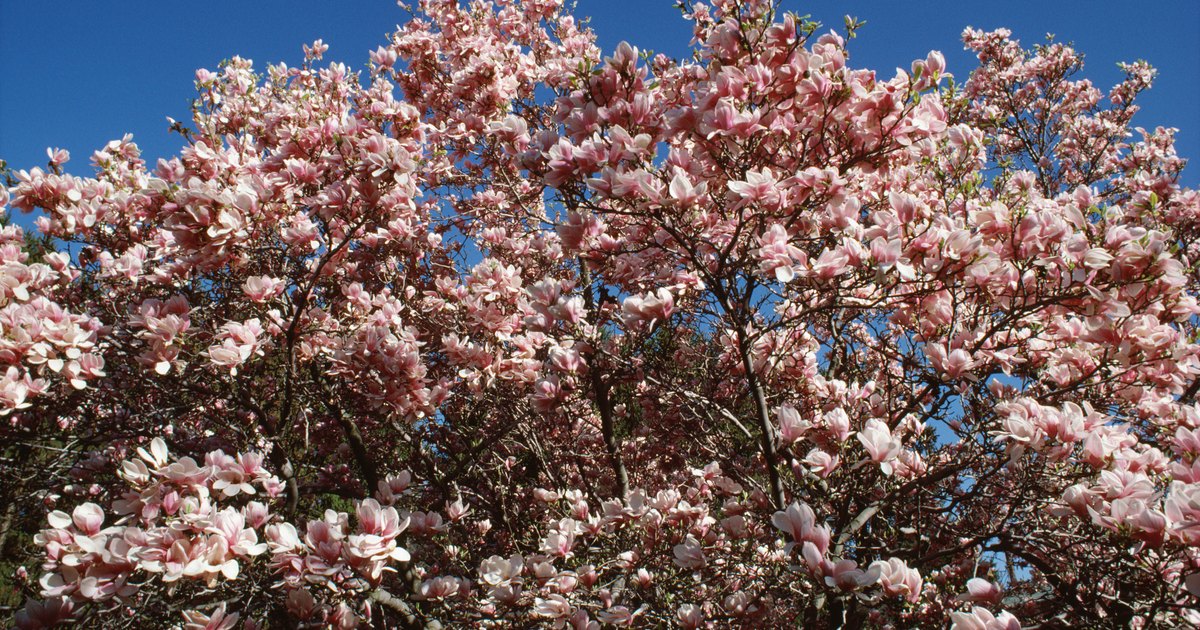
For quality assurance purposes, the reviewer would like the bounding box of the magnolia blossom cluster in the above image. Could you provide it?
[20,439,414,629]
[0,218,104,417]
[27,440,277,620]
[21,449,1024,628]
[402,464,1012,627]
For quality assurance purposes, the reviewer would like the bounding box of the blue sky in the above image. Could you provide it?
[2,1,1197,187]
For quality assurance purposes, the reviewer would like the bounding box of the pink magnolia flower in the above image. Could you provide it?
[136,437,171,468]
[949,607,1021,630]
[242,275,283,302]
[928,343,976,380]
[772,501,831,555]
[802,448,841,478]
[677,604,704,629]
[756,224,804,282]
[265,522,303,555]
[417,576,465,601]
[542,521,578,558]
[959,578,1002,605]
[46,148,70,167]
[375,471,412,505]
[873,557,923,602]
[408,511,446,536]
[534,594,573,619]
[668,170,707,207]
[207,319,265,374]
[47,503,104,536]
[180,603,239,630]
[445,498,471,522]
[672,535,706,570]
[622,288,675,325]
[822,408,853,443]
[479,553,524,601]
[777,404,810,444]
[211,451,270,497]
[241,502,269,529]
[825,559,882,591]
[206,508,267,557]
[597,605,637,626]
[728,168,781,208]
[858,419,902,475]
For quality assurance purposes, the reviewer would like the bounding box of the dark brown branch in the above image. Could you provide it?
[579,259,630,498]
[312,365,379,496]
[734,329,786,510]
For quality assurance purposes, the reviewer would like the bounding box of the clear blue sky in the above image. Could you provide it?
[2,1,1197,187]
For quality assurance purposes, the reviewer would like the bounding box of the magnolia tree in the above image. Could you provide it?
[3,0,1199,627]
